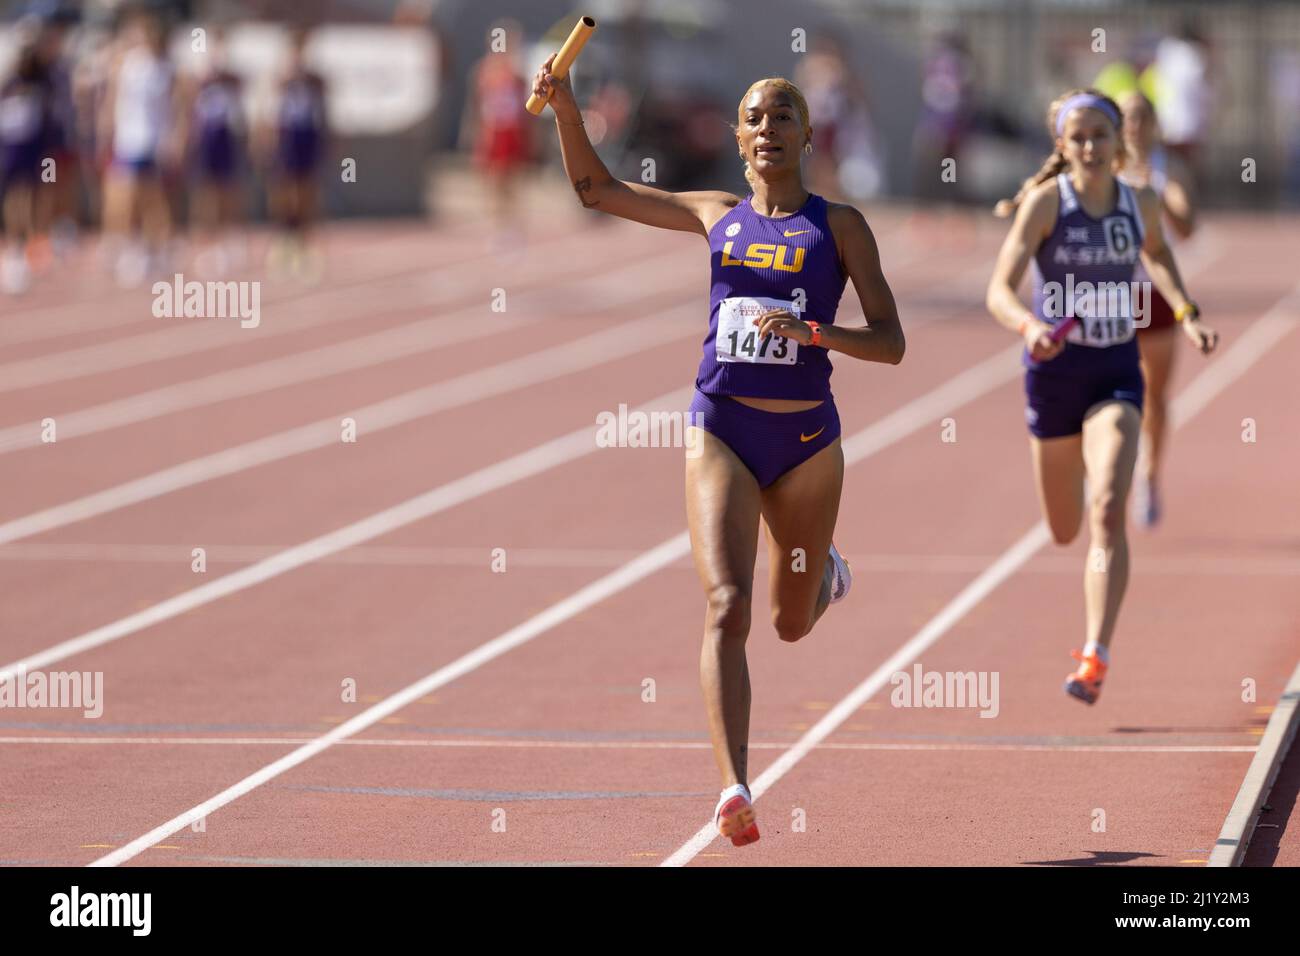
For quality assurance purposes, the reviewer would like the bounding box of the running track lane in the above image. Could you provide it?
[5,214,1294,868]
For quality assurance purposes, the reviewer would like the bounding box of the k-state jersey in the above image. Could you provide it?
[696,192,848,400]
[1028,173,1145,375]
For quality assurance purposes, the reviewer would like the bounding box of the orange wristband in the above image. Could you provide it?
[806,320,822,347]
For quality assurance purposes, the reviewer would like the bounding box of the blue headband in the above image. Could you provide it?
[1055,93,1120,135]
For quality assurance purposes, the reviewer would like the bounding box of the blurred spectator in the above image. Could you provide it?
[1272,50,1300,205]
[179,26,246,278]
[912,32,974,200]
[0,38,55,294]
[100,7,181,288]
[794,34,885,202]
[33,9,80,265]
[459,18,531,240]
[1149,22,1212,178]
[257,26,327,281]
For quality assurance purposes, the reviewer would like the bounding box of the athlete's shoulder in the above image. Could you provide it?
[697,191,745,234]
[824,201,876,276]
[1019,177,1062,240]
[1026,175,1062,211]
[825,200,866,226]
[825,201,871,243]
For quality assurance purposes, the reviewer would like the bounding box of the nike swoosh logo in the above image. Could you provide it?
[784,229,811,237]
[800,426,826,443]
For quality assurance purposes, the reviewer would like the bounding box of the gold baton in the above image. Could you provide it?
[525,16,597,116]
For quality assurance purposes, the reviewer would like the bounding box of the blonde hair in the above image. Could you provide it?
[734,78,811,189]
[994,87,1126,217]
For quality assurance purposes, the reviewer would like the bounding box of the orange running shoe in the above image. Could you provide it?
[714,784,760,846]
[1063,648,1108,705]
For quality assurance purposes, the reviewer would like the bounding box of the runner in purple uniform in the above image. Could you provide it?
[0,43,54,294]
[986,89,1218,706]
[533,57,905,846]
[261,27,326,278]
[182,32,245,277]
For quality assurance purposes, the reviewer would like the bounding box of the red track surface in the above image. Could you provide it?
[1,209,1296,867]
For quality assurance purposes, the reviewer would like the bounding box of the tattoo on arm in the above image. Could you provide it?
[573,176,599,209]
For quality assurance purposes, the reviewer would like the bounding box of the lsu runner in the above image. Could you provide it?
[986,89,1218,705]
[532,56,904,845]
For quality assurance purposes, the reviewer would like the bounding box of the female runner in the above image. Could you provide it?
[532,56,905,845]
[1117,90,1199,527]
[986,89,1217,705]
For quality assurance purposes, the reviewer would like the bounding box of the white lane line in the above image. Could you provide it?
[8,544,1300,577]
[0,247,695,453]
[1,229,978,440]
[5,340,1024,676]
[0,311,698,547]
[86,341,1024,867]
[0,386,693,683]
[0,229,433,344]
[661,281,1299,867]
[0,244,987,543]
[0,312,532,452]
[86,532,693,867]
[0,226,674,393]
[0,736,1257,753]
[0,226,553,345]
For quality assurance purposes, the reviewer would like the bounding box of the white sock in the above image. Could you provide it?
[1083,642,1109,664]
[718,783,750,804]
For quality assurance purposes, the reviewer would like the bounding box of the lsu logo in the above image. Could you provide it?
[721,241,805,273]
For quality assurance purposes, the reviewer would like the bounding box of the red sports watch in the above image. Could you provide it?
[805,320,822,347]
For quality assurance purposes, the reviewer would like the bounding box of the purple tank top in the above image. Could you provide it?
[1028,173,1145,375]
[696,192,847,400]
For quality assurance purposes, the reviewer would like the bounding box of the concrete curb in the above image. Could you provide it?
[1207,659,1300,866]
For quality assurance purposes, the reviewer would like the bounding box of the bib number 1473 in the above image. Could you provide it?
[716,297,799,365]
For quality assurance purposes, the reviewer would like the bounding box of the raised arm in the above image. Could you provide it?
[985,180,1061,361]
[532,55,737,238]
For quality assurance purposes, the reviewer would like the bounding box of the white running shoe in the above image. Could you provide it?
[828,541,853,604]
[1,249,30,295]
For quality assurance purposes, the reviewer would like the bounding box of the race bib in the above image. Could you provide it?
[1066,283,1138,351]
[716,297,799,365]
[1064,301,1135,348]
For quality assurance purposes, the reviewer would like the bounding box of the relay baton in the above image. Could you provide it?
[1049,317,1077,343]
[525,16,597,115]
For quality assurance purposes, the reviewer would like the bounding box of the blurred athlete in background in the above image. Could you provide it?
[100,8,180,287]
[1117,90,1197,528]
[260,26,327,280]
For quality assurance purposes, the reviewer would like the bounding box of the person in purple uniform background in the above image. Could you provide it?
[532,57,905,848]
[259,26,327,279]
[0,41,54,295]
[182,28,246,277]
[986,89,1217,707]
